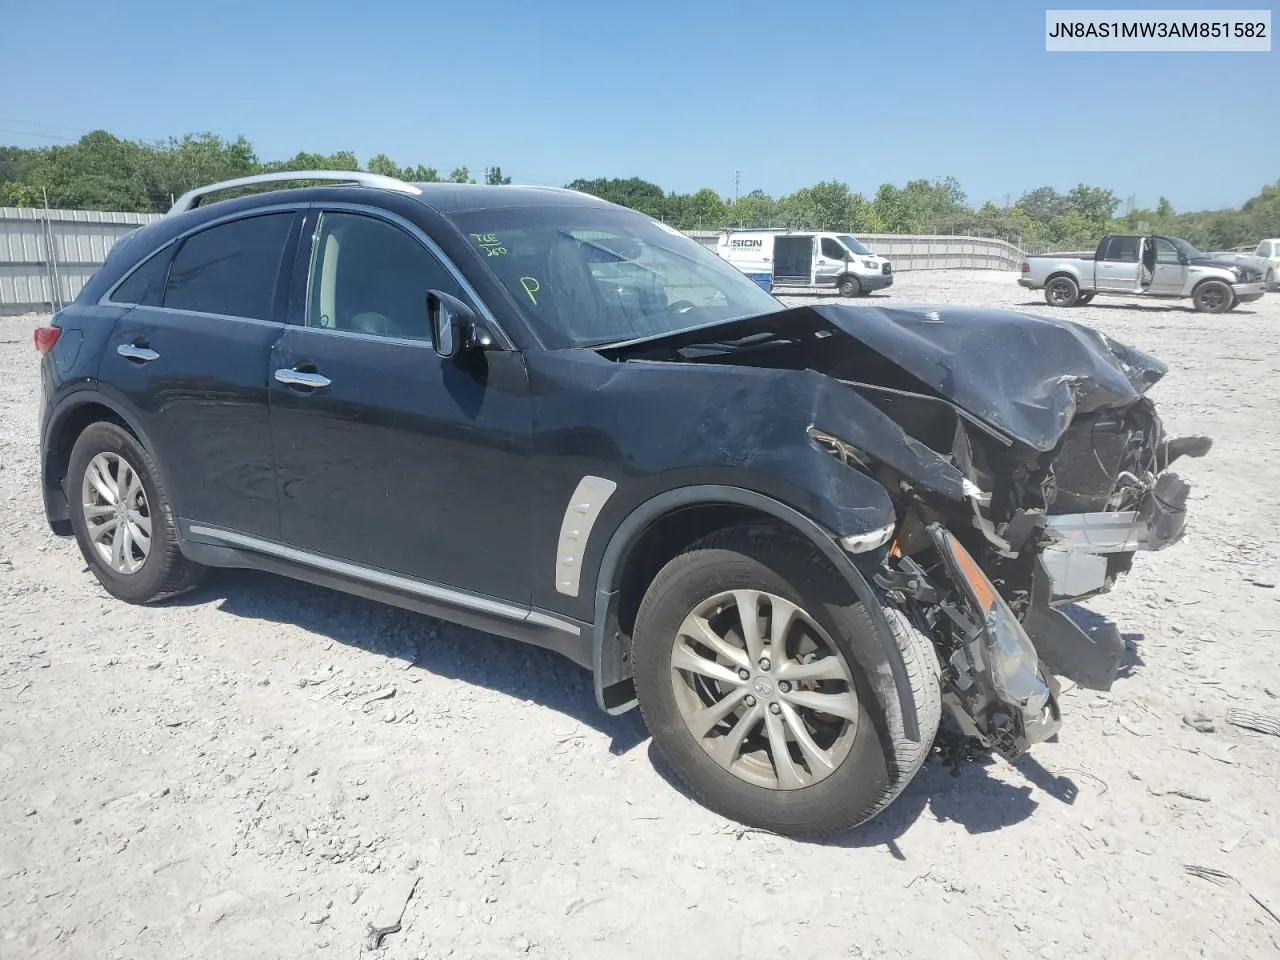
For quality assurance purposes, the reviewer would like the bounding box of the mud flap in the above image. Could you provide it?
[1022,555,1123,691]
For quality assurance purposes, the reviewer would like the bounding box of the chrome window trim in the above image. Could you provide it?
[99,202,309,312]
[303,203,515,351]
[118,304,287,330]
[186,523,580,636]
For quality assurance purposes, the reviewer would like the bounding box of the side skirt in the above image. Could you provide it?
[179,523,592,669]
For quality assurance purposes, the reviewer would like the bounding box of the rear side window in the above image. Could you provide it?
[1103,236,1140,262]
[111,249,172,306]
[163,213,294,320]
[821,237,846,259]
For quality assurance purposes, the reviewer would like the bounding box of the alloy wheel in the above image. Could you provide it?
[669,589,859,790]
[81,451,152,575]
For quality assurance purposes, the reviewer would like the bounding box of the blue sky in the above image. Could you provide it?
[3,0,1275,211]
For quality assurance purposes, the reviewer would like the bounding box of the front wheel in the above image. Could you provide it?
[838,276,862,298]
[67,421,204,604]
[1265,269,1276,292]
[1044,276,1080,307]
[1192,280,1234,314]
[632,526,941,837]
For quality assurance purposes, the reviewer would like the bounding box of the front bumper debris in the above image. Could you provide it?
[1038,472,1191,603]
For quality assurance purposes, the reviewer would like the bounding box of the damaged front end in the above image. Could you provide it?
[807,307,1212,759]
[598,301,1210,761]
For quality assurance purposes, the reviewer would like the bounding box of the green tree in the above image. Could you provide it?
[484,166,512,185]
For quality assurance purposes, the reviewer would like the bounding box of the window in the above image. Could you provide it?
[837,234,870,256]
[1257,241,1273,258]
[446,206,780,348]
[163,213,294,320]
[1104,236,1140,262]
[1154,238,1181,264]
[307,212,465,340]
[821,237,846,260]
[110,248,172,306]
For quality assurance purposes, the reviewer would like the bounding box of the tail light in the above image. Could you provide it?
[33,326,61,354]
[1020,262,1030,273]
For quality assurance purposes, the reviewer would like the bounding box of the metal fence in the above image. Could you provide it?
[1,205,1039,315]
[0,207,162,315]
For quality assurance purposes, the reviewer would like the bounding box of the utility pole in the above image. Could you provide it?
[734,170,740,205]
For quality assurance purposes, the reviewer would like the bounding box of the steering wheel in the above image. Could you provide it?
[349,311,393,337]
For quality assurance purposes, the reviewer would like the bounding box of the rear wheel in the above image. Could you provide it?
[67,422,204,604]
[1192,280,1233,314]
[838,275,862,298]
[1044,275,1080,307]
[632,526,941,836]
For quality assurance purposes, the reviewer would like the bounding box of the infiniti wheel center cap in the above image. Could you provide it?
[752,676,775,699]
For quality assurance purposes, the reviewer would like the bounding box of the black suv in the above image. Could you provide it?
[36,172,1206,835]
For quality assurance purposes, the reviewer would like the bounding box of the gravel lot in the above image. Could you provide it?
[2,271,1279,960]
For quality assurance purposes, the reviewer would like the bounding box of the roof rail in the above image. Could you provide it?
[168,170,422,215]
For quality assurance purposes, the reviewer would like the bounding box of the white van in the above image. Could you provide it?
[715,230,893,297]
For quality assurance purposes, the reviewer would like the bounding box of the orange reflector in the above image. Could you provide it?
[939,530,998,613]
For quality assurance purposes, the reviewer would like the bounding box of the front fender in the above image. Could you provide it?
[589,484,922,747]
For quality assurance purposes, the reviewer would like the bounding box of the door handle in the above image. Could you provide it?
[117,344,159,362]
[275,368,331,389]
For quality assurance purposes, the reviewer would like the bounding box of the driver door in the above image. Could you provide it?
[268,207,535,603]
[1148,237,1189,295]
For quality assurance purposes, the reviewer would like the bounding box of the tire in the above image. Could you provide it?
[838,276,862,298]
[1265,269,1276,292]
[67,421,204,604]
[632,525,941,837]
[1076,293,1095,305]
[1044,275,1080,307]
[1192,279,1233,314]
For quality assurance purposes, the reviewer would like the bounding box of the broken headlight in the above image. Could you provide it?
[928,524,1058,752]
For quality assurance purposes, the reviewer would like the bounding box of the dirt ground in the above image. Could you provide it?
[2,272,1279,960]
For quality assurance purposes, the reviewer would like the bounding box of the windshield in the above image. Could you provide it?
[447,205,782,348]
[838,234,870,256]
[1170,237,1206,259]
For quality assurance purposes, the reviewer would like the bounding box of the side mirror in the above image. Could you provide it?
[427,290,491,358]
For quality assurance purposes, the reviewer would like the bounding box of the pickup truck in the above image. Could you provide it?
[1019,234,1267,313]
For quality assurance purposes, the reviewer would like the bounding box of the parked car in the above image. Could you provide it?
[1253,239,1280,290]
[1019,234,1267,312]
[35,172,1209,836]
[717,229,893,297]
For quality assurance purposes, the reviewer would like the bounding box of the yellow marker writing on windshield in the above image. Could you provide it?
[520,276,540,306]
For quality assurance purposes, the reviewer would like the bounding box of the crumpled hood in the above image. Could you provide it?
[810,303,1167,450]
[598,303,1168,452]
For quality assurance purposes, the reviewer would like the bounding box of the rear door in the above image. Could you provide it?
[268,207,534,602]
[1093,236,1142,292]
[102,209,299,538]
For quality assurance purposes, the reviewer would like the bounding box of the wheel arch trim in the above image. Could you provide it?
[42,388,183,525]
[589,484,920,744]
